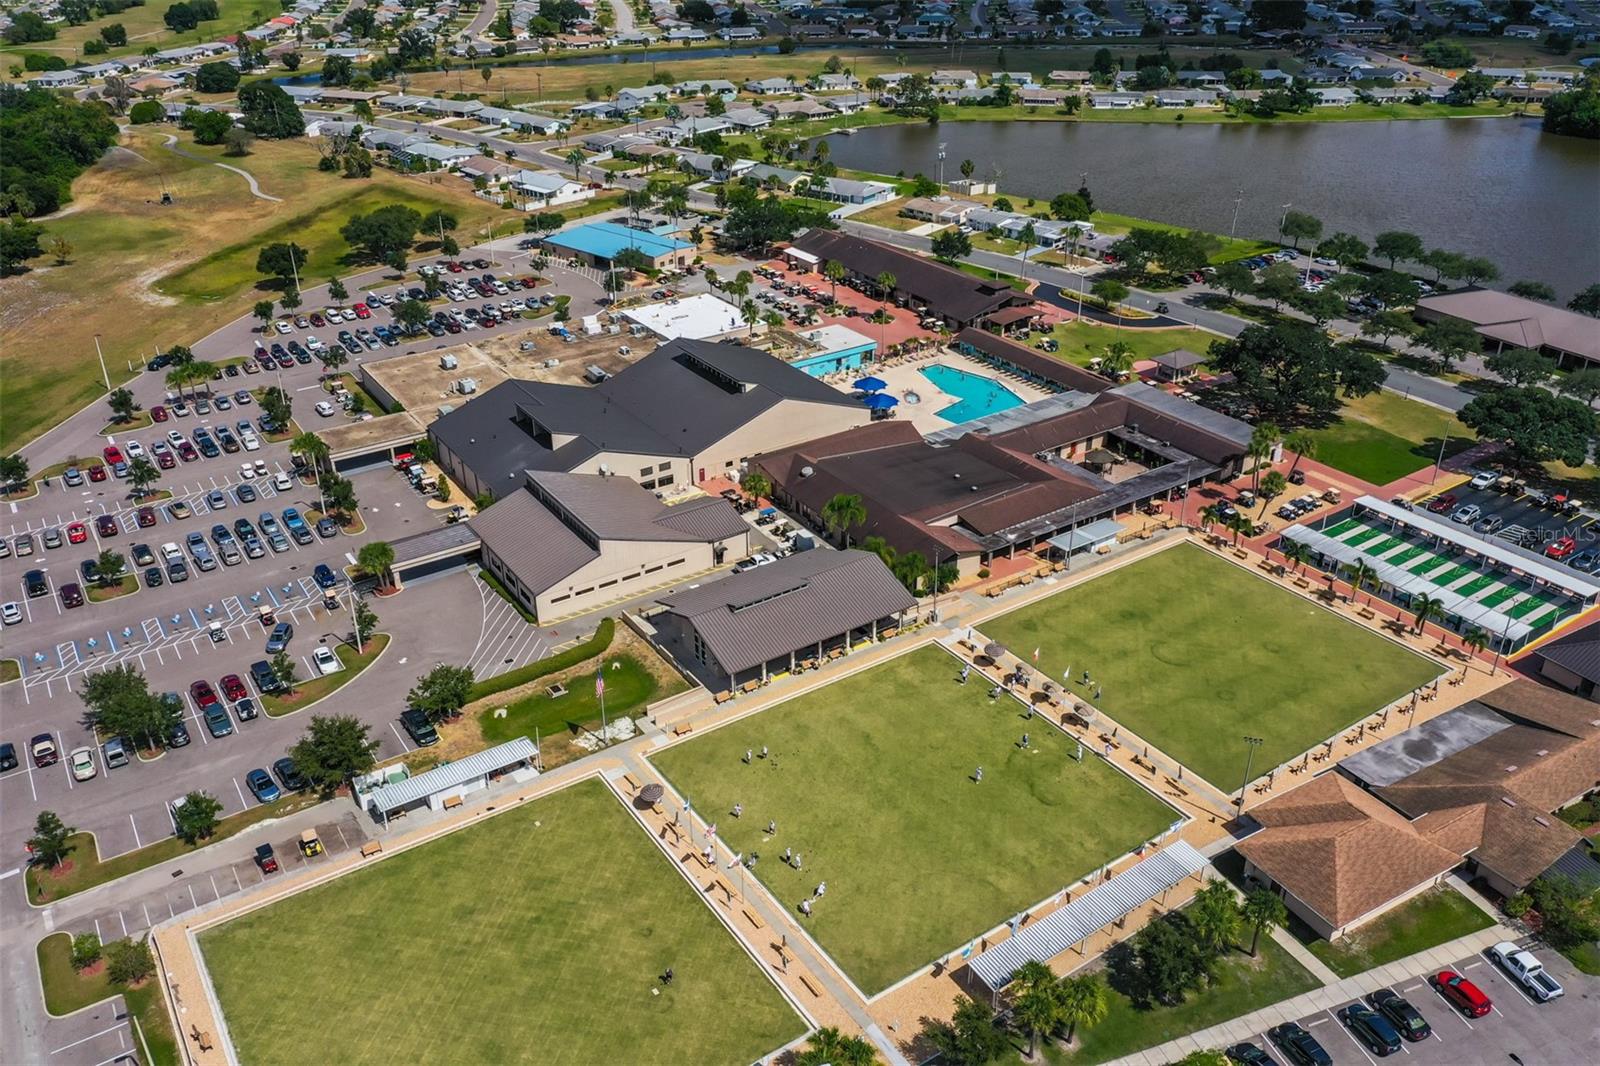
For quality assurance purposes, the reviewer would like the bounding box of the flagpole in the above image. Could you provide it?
[598,669,609,746]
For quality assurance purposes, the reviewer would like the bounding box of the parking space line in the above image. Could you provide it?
[117,910,128,938]
[388,721,413,752]
[128,814,141,848]
[141,903,151,928]
[232,777,249,809]
[188,884,198,911]
[49,1022,129,1055]
[92,917,102,941]
[55,730,73,789]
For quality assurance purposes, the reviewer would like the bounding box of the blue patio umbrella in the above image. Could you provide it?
[863,393,899,410]
[853,375,887,392]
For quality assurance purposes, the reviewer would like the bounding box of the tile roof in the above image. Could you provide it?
[470,488,599,597]
[656,550,915,675]
[792,231,1029,326]
[1418,288,1600,362]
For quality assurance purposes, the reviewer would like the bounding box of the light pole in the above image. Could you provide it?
[937,141,947,192]
[1278,203,1291,246]
[93,334,111,395]
[1235,736,1263,812]
[1229,189,1243,238]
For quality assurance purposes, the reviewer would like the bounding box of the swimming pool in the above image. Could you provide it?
[920,364,1026,423]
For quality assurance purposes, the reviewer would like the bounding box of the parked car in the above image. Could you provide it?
[273,756,308,791]
[313,563,338,589]
[400,708,440,747]
[1338,1005,1401,1057]
[190,678,220,708]
[30,733,59,767]
[1474,514,1504,534]
[1425,493,1458,514]
[202,702,234,738]
[220,673,249,702]
[1267,1023,1330,1066]
[1431,970,1491,1017]
[1224,1043,1276,1066]
[312,646,342,676]
[1470,470,1498,489]
[1488,941,1565,1002]
[250,659,282,693]
[1450,504,1481,524]
[1,601,21,626]
[1545,536,1577,560]
[59,582,84,609]
[0,742,16,771]
[69,746,98,782]
[266,621,294,653]
[245,768,281,803]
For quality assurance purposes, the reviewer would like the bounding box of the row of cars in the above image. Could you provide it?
[1228,951,1564,1064]
[1421,471,1595,567]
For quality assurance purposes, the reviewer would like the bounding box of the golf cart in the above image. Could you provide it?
[254,843,279,874]
[299,828,324,858]
[208,620,227,644]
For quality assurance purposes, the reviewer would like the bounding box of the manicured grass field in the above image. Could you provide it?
[1040,321,1221,369]
[1303,887,1493,978]
[982,544,1441,787]
[0,0,257,60]
[650,645,1176,995]
[479,654,681,746]
[1306,389,1475,486]
[200,780,801,1065]
[1045,936,1320,1064]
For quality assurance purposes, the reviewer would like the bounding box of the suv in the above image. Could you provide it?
[1267,1023,1331,1066]
[400,708,440,747]
[101,735,131,770]
[266,621,294,653]
[250,659,282,693]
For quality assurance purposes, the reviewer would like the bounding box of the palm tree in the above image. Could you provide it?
[1344,559,1379,605]
[1281,539,1311,574]
[1226,513,1251,547]
[1199,503,1225,537]
[1241,887,1288,957]
[1283,429,1318,479]
[1247,422,1280,495]
[742,471,772,504]
[1411,592,1444,636]
[795,1027,875,1066]
[824,259,845,304]
[1056,973,1109,1047]
[875,270,896,317]
[1190,880,1242,955]
[1462,626,1488,659]
[861,534,896,567]
[821,492,867,546]
[357,540,395,588]
[564,148,584,178]
[291,431,330,482]
[1101,340,1135,380]
[1011,960,1062,1059]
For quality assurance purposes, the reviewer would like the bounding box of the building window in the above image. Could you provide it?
[574,587,594,596]
[599,578,618,589]
[669,558,686,567]
[657,474,675,487]
[645,564,664,574]
[551,593,570,604]
[641,479,657,490]
[640,466,653,477]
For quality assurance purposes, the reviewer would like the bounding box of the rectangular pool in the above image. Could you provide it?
[920,363,1026,423]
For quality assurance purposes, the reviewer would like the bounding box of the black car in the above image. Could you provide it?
[250,659,282,693]
[400,708,440,747]
[1368,988,1431,1042]
[272,756,308,791]
[167,718,191,748]
[1338,1005,1401,1057]
[1225,1044,1277,1066]
[130,542,156,567]
[24,569,48,597]
[237,483,258,503]
[144,566,164,588]
[1268,1023,1331,1066]
[0,742,16,772]
[313,563,338,588]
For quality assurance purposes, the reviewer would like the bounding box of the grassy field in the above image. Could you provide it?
[1045,936,1320,1064]
[200,780,802,1065]
[982,544,1441,787]
[1302,887,1493,978]
[650,645,1176,994]
[0,131,498,453]
[480,653,683,746]
[1039,321,1220,368]
[1,0,257,61]
[1306,389,1475,487]
[36,933,179,1066]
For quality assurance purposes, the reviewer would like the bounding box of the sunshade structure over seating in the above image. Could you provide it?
[968,840,1207,1000]
[853,375,888,392]
[982,642,1007,661]
[863,393,899,411]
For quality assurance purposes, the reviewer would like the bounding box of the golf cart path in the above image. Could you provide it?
[162,134,282,202]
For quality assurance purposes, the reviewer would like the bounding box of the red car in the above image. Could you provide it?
[447,260,464,273]
[1431,970,1491,1017]
[87,464,108,482]
[1545,536,1577,560]
[220,673,248,702]
[154,449,176,470]
[353,303,371,319]
[151,405,169,423]
[66,522,88,544]
[1425,493,1457,514]
[102,444,125,466]
[189,679,220,708]
[136,506,157,528]
[177,441,199,462]
[310,312,326,327]
[96,514,119,537]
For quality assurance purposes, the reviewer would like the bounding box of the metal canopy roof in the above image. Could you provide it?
[1045,518,1126,552]
[969,840,1207,991]
[365,737,536,814]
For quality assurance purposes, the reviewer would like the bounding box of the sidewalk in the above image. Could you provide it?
[1106,923,1512,1065]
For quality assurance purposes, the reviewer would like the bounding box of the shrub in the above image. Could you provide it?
[105,937,154,986]
[128,100,165,124]
[70,932,102,971]
[1504,893,1532,919]
[977,568,991,579]
[466,617,615,702]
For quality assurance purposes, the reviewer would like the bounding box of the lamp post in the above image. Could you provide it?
[1229,189,1243,239]
[1235,736,1263,812]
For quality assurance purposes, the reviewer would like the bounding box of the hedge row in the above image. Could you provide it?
[466,617,616,703]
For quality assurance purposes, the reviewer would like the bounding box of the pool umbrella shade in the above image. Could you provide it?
[983,642,1007,661]
[863,393,899,410]
[853,376,887,392]
[637,782,664,805]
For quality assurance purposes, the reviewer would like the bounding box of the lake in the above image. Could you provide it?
[821,118,1600,299]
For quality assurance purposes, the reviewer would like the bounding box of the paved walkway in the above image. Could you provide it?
[1107,923,1512,1065]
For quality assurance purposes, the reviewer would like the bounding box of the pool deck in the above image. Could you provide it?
[869,351,1053,433]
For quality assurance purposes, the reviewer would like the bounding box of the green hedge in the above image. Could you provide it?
[477,569,537,624]
[467,618,616,703]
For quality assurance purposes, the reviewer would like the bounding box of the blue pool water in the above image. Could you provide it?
[920,364,1025,423]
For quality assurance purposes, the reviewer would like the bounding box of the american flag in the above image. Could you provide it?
[595,671,605,698]
[1032,647,1040,663]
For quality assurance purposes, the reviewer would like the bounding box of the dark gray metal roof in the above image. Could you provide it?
[1109,381,1253,447]
[469,488,599,597]
[1533,617,1600,685]
[389,522,480,567]
[795,231,1027,325]
[656,550,916,676]
[527,472,746,543]
[1152,348,1206,369]
[1339,703,1513,789]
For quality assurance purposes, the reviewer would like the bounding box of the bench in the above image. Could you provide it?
[741,679,760,694]
[191,1026,214,1052]
[743,907,764,930]
[798,974,821,998]
[673,723,693,737]
[1294,578,1311,589]
[1233,549,1248,559]
[622,773,640,793]
[442,795,464,811]
[1358,608,1376,620]
[714,690,733,705]
[360,841,383,858]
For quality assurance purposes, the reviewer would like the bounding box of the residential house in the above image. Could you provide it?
[674,78,737,97]
[899,197,985,224]
[617,84,672,109]
[722,107,773,131]
[931,69,979,88]
[509,169,594,207]
[761,97,839,121]
[1090,92,1145,109]
[745,77,797,95]
[1048,70,1093,84]
[718,25,762,41]
[812,72,859,91]
[807,176,896,205]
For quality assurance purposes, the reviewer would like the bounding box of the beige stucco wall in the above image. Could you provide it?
[689,398,871,484]
[529,529,748,619]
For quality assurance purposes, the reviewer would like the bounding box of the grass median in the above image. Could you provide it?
[36,933,180,1066]
[261,634,389,718]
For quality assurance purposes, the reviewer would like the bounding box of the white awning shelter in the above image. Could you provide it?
[364,737,537,823]
[1046,518,1125,554]
[968,840,1207,996]
[783,247,820,266]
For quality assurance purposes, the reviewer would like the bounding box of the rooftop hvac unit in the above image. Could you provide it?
[457,378,478,395]
[439,354,459,370]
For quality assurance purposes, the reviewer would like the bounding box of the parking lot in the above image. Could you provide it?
[1417,480,1599,564]
[1237,941,1595,1066]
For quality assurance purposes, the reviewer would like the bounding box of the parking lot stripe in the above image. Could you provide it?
[232,777,249,809]
[55,730,72,789]
[117,910,127,938]
[388,721,413,753]
[50,1022,129,1055]
[92,917,102,941]
[128,814,141,849]
[142,903,152,928]
[188,884,198,911]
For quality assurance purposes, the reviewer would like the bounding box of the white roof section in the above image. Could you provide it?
[798,324,876,353]
[620,293,746,340]
[1046,518,1125,552]
[970,840,1206,990]
[365,737,536,814]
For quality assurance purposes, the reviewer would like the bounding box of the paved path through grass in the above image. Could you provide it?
[201,780,801,1065]
[982,544,1441,787]
[651,645,1176,996]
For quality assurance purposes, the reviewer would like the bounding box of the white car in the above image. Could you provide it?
[274,321,292,335]
[123,440,145,460]
[253,459,269,477]
[315,401,336,417]
[305,336,325,352]
[242,434,261,452]
[1470,470,1498,489]
[312,646,343,676]
[160,542,184,564]
[273,471,293,491]
[69,746,97,782]
[1,601,22,625]
[166,430,186,447]
[239,462,256,479]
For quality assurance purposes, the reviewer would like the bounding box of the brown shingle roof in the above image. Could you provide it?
[1236,773,1463,929]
